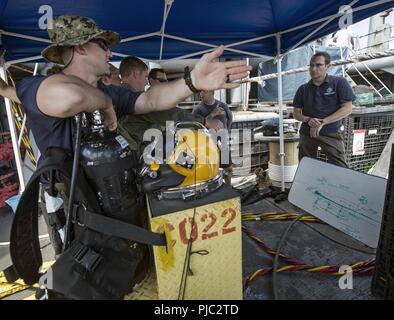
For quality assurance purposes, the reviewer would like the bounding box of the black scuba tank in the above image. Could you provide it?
[79,111,139,224]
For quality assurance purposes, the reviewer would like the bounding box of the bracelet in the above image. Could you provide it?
[183,66,201,94]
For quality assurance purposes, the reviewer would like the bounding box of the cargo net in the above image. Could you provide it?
[371,144,394,300]
[317,113,394,172]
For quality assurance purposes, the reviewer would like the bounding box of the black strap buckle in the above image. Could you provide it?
[47,209,66,230]
[74,244,102,272]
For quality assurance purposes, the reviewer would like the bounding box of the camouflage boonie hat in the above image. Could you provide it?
[41,15,120,65]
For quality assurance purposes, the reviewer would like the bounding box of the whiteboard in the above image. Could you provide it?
[288,157,387,248]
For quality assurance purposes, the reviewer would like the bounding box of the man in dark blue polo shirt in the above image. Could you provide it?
[293,51,355,168]
[192,90,232,130]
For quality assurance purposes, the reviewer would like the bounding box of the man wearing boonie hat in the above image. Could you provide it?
[16,15,250,160]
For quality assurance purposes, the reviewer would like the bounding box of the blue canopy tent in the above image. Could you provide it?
[1,0,393,190]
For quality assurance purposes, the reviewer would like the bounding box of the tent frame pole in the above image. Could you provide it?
[0,65,26,191]
[0,30,50,43]
[159,0,174,61]
[162,33,268,58]
[120,32,160,43]
[276,33,285,192]
[4,55,43,68]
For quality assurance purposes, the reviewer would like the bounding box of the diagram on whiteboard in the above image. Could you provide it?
[289,158,387,248]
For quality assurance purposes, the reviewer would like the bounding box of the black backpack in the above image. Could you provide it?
[10,147,166,300]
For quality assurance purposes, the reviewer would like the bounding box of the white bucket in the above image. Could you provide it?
[268,161,298,183]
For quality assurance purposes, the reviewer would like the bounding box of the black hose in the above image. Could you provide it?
[62,113,82,251]
[272,214,308,300]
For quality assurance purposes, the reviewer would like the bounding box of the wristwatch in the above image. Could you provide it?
[183,66,201,94]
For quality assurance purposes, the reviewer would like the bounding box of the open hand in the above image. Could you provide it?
[192,46,252,91]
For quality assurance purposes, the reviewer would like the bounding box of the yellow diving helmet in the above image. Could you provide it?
[168,126,220,186]
[140,122,223,200]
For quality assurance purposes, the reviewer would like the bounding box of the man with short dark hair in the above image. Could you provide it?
[148,68,168,86]
[293,51,355,168]
[119,56,148,92]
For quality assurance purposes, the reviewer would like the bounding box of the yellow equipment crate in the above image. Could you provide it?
[147,184,243,300]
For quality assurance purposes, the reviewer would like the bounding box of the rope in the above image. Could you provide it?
[242,211,320,222]
[241,214,375,289]
[245,260,375,284]
[6,71,37,167]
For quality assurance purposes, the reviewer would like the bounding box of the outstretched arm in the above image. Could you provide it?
[134,46,251,114]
